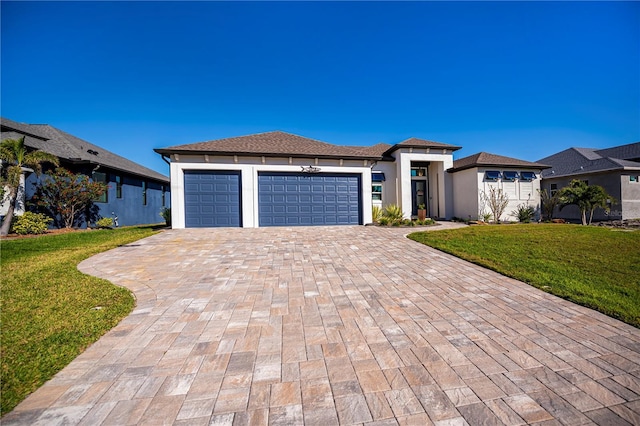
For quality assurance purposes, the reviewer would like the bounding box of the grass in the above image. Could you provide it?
[408,224,640,328]
[1,226,159,415]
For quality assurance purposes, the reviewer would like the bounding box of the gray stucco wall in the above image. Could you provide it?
[541,172,623,222]
[621,173,640,220]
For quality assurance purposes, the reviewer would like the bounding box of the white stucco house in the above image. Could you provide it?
[155,131,547,228]
[447,152,550,222]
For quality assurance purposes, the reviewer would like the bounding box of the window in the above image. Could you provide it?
[550,183,558,196]
[503,171,519,181]
[162,185,166,206]
[630,176,639,183]
[142,181,147,206]
[484,171,501,181]
[520,172,537,181]
[411,167,426,177]
[115,175,123,198]
[92,171,108,203]
[372,184,382,201]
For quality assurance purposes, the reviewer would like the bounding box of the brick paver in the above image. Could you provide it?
[4,225,640,425]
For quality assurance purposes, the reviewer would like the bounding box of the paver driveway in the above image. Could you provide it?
[4,225,640,425]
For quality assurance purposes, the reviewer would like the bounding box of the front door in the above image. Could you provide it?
[411,180,427,216]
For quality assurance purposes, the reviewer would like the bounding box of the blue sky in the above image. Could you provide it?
[2,1,638,176]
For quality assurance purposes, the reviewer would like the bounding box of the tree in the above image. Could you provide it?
[558,180,615,225]
[585,184,615,225]
[538,188,560,222]
[0,137,59,236]
[30,168,107,229]
[481,186,509,223]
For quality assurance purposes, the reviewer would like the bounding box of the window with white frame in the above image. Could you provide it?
[372,184,382,201]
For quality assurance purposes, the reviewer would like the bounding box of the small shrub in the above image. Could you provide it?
[512,204,536,223]
[372,206,382,223]
[160,207,171,226]
[96,217,114,229]
[11,212,52,235]
[416,218,435,226]
[383,204,404,222]
[378,217,390,226]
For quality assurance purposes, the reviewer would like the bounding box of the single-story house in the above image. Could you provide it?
[155,131,548,228]
[1,117,170,227]
[447,152,550,222]
[538,142,640,221]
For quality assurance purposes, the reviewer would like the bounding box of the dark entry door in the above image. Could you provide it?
[411,180,427,216]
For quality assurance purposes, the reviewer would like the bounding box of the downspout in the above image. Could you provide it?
[161,154,171,166]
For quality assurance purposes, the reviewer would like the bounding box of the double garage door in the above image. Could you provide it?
[184,171,361,227]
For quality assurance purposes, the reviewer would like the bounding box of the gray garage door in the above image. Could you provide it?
[258,172,361,226]
[184,170,241,227]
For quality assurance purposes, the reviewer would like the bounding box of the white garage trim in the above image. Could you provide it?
[170,161,372,228]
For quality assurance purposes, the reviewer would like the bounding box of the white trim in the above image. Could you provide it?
[171,162,372,228]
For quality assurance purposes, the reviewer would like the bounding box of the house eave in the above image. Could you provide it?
[154,148,382,162]
[447,163,551,173]
[382,144,462,157]
[62,158,169,183]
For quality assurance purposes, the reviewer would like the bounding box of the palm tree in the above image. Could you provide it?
[585,185,615,225]
[0,136,59,236]
[559,180,590,225]
[558,180,614,225]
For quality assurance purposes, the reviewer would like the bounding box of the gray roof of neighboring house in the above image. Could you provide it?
[1,117,169,183]
[538,142,640,179]
[594,142,640,162]
[448,152,550,173]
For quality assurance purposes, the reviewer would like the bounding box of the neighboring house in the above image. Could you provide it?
[538,142,640,221]
[155,131,468,228]
[1,117,170,227]
[447,152,550,222]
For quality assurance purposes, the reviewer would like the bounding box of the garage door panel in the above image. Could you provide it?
[184,171,241,228]
[258,172,361,227]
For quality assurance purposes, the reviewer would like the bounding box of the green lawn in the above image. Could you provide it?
[408,224,640,328]
[1,226,158,415]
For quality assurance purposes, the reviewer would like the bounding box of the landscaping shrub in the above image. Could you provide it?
[512,204,536,223]
[96,217,114,228]
[372,206,382,223]
[10,212,52,235]
[383,204,404,222]
[160,207,171,226]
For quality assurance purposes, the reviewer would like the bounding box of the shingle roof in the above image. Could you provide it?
[594,142,640,162]
[448,152,550,173]
[155,131,385,160]
[1,118,169,183]
[380,137,461,157]
[156,131,465,161]
[538,144,640,179]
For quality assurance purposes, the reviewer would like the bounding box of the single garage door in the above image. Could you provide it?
[184,170,241,227]
[258,172,361,226]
